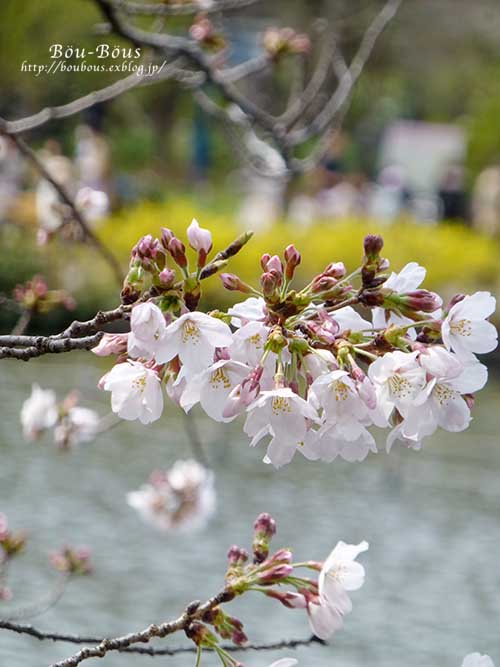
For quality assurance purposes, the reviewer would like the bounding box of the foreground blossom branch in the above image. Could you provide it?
[44,513,366,667]
[0,229,252,361]
[93,219,497,465]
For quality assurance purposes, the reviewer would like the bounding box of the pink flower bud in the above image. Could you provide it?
[260,253,271,271]
[227,545,249,564]
[323,261,346,279]
[266,589,307,609]
[168,238,188,268]
[160,227,174,250]
[187,218,213,267]
[159,267,176,287]
[260,271,280,298]
[402,290,443,313]
[92,333,128,357]
[448,293,466,310]
[311,275,337,294]
[269,548,293,564]
[254,513,276,538]
[136,234,160,259]
[258,564,294,583]
[266,255,284,275]
[284,244,301,280]
[220,273,251,293]
[364,234,384,259]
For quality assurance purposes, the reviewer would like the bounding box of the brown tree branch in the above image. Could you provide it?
[0,619,321,657]
[0,62,183,135]
[49,589,233,667]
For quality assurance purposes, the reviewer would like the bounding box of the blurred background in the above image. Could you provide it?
[1,1,500,665]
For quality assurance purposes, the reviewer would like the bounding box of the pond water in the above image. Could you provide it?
[1,354,499,667]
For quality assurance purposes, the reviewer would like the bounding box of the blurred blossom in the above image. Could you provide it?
[54,407,100,450]
[20,385,100,448]
[74,186,109,223]
[127,459,216,533]
[462,655,495,667]
[13,275,75,314]
[20,384,58,441]
[50,546,92,575]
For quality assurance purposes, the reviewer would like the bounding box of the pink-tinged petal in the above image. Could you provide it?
[308,601,343,640]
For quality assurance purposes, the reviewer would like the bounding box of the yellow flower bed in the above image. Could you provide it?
[98,198,500,308]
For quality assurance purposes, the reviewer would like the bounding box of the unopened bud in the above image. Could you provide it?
[363,234,384,260]
[323,261,346,279]
[448,293,466,310]
[311,275,337,294]
[160,228,174,250]
[258,564,294,584]
[401,290,443,313]
[254,513,277,538]
[266,255,284,275]
[220,273,252,293]
[168,238,188,269]
[227,545,249,565]
[157,268,175,288]
[260,253,271,271]
[284,244,301,280]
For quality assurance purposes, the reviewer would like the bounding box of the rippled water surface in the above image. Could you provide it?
[1,354,499,667]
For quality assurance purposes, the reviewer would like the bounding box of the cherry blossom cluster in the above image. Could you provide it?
[13,274,75,314]
[95,220,497,467]
[20,384,100,449]
[182,513,367,666]
[127,459,216,533]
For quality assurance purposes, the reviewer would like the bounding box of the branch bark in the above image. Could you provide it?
[0,619,320,657]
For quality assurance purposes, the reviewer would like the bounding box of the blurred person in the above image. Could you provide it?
[0,135,24,222]
[472,163,500,237]
[74,123,112,200]
[366,164,411,223]
[35,139,75,240]
[437,164,468,222]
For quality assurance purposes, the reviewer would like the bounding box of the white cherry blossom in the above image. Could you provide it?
[309,370,371,423]
[244,388,319,467]
[442,291,497,360]
[308,540,368,640]
[20,384,58,441]
[368,350,426,422]
[268,660,298,667]
[155,312,233,373]
[128,302,167,360]
[230,321,270,368]
[388,349,488,450]
[305,422,377,463]
[227,296,266,327]
[373,261,426,332]
[180,360,250,422]
[101,361,163,424]
[332,306,371,333]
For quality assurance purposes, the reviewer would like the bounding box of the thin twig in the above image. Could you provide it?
[0,619,322,656]
[1,133,124,286]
